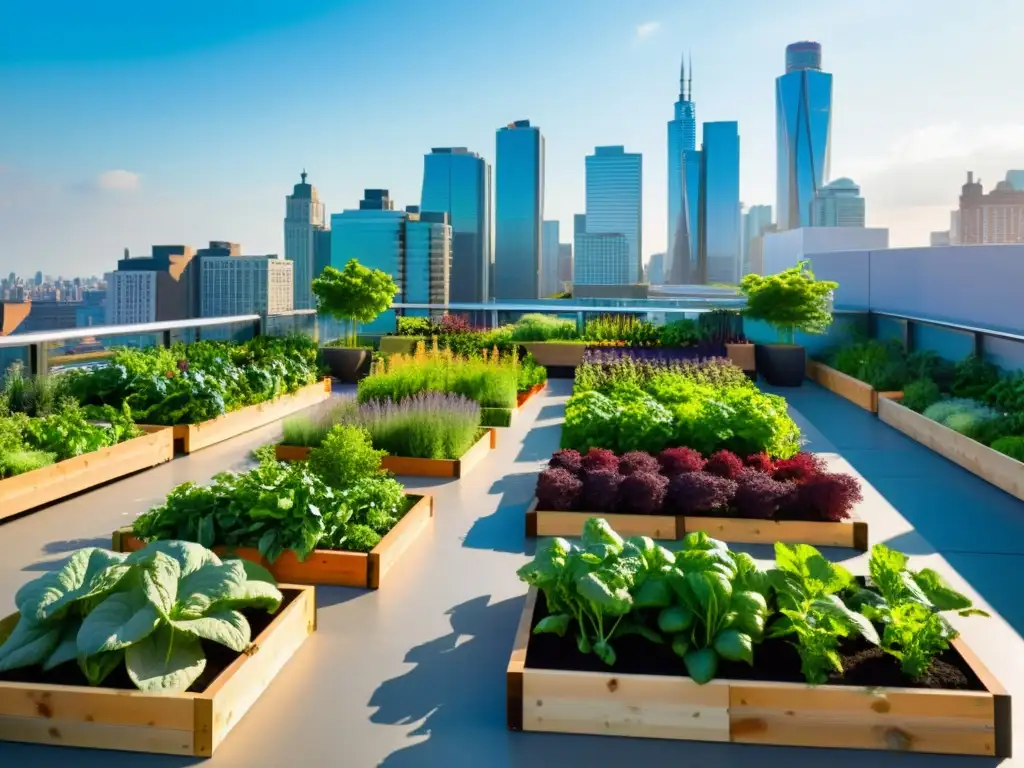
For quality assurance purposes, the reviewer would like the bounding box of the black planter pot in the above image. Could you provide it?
[321,347,371,383]
[755,344,806,387]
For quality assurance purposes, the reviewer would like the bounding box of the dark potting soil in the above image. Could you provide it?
[523,591,984,691]
[0,588,298,693]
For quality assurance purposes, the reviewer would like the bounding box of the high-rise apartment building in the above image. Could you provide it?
[776,42,833,230]
[958,171,1024,244]
[701,122,742,285]
[574,233,631,285]
[541,220,561,297]
[667,55,697,284]
[420,147,491,303]
[742,205,773,275]
[331,190,451,331]
[646,252,665,284]
[812,178,865,227]
[557,242,573,288]
[106,245,196,324]
[200,255,293,317]
[494,120,544,299]
[284,171,326,310]
[585,146,643,284]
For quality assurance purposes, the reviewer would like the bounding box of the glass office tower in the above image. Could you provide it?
[776,41,833,230]
[680,149,702,283]
[541,220,561,296]
[575,233,631,285]
[420,148,491,303]
[404,209,452,317]
[585,146,643,284]
[742,205,773,275]
[667,55,697,284]
[701,121,741,285]
[494,120,544,299]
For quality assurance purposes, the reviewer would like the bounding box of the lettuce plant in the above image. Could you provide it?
[0,542,282,693]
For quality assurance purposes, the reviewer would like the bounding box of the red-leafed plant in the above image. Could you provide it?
[666,472,737,516]
[657,447,705,476]
[744,453,775,473]
[703,450,745,480]
[549,448,583,475]
[732,469,795,519]
[618,451,660,476]
[619,471,669,515]
[791,472,863,522]
[535,467,582,510]
[580,469,623,512]
[773,452,827,483]
[581,447,620,473]
[437,314,472,334]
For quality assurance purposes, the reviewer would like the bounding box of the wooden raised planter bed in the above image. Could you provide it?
[806,361,901,413]
[276,430,497,479]
[0,426,175,522]
[143,378,332,454]
[878,395,1024,502]
[0,584,316,756]
[111,494,433,589]
[516,382,546,407]
[521,343,586,368]
[507,587,1011,757]
[524,498,868,550]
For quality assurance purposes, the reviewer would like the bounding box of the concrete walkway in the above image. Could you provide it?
[0,379,1021,766]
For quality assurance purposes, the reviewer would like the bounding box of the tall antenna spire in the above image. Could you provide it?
[687,52,693,101]
[679,53,686,99]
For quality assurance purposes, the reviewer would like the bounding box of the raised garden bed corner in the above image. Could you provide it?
[806,361,901,413]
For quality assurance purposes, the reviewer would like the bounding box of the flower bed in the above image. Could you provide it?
[280,391,497,477]
[0,542,316,756]
[563,357,801,458]
[120,425,433,588]
[508,520,1008,756]
[525,447,867,549]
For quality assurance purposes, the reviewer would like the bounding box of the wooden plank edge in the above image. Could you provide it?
[524,497,539,537]
[367,493,433,589]
[506,587,538,731]
[853,520,869,551]
[951,637,1012,757]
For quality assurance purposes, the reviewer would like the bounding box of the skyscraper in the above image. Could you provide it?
[742,205,773,275]
[403,208,452,316]
[494,120,544,299]
[541,220,561,296]
[776,42,833,230]
[646,252,665,284]
[585,146,643,283]
[701,122,742,285]
[574,213,587,235]
[284,171,326,310]
[812,178,865,227]
[575,233,631,285]
[420,147,492,303]
[667,54,697,283]
[557,242,573,287]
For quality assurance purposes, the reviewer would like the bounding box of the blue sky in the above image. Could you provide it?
[2,0,1023,277]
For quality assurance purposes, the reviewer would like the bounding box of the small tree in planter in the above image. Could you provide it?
[313,259,398,382]
[739,260,837,387]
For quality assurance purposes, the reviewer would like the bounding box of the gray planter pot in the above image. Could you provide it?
[321,347,371,383]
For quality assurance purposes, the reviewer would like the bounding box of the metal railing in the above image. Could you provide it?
[0,311,319,375]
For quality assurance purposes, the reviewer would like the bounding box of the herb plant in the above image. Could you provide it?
[740,260,837,345]
[0,542,282,693]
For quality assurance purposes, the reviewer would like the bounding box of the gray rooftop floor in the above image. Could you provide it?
[0,378,1022,766]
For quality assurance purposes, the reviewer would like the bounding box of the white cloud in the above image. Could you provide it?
[95,169,141,191]
[635,21,660,39]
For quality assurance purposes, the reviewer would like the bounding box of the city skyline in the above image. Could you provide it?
[3,0,1024,275]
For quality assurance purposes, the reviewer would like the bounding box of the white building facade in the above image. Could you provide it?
[284,171,326,310]
[105,270,157,324]
[200,256,293,317]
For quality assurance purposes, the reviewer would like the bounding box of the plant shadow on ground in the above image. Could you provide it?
[42,536,112,554]
[514,422,562,463]
[461,473,538,555]
[315,586,373,610]
[536,403,565,422]
[367,596,995,768]
[0,745,198,767]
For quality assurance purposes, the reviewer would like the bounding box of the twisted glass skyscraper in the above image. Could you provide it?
[667,55,697,284]
[776,41,833,230]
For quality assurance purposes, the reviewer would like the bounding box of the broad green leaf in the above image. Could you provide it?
[223,557,278,586]
[575,573,632,615]
[847,588,887,613]
[731,552,772,597]
[77,591,161,656]
[79,649,124,686]
[680,531,727,552]
[127,540,221,576]
[911,569,976,612]
[175,561,247,618]
[141,551,181,618]
[688,570,733,616]
[658,606,695,634]
[633,577,672,609]
[576,631,592,655]
[684,647,719,684]
[671,635,690,659]
[775,542,851,596]
[211,579,283,614]
[613,620,663,644]
[534,613,572,637]
[811,595,880,645]
[126,626,207,694]
[15,549,130,622]
[197,515,216,549]
[593,638,616,666]
[171,608,249,652]
[714,629,754,664]
[0,617,61,672]
[43,620,81,671]
[580,518,624,553]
